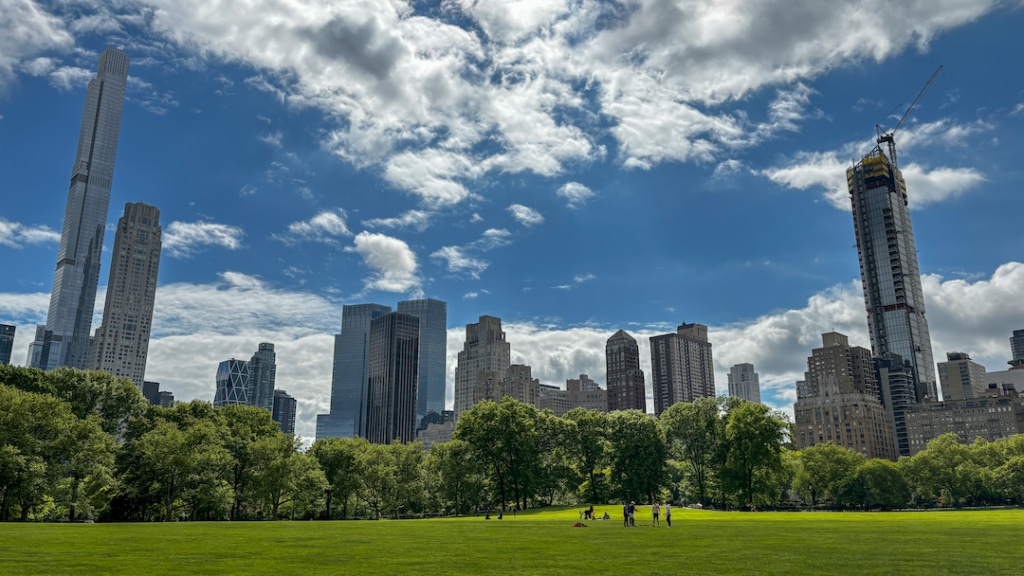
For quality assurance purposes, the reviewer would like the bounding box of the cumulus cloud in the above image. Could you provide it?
[362,209,433,232]
[556,182,595,208]
[507,204,544,227]
[275,209,352,245]
[347,231,421,294]
[0,0,73,91]
[163,221,245,257]
[0,217,60,248]
[430,227,512,279]
[259,130,283,147]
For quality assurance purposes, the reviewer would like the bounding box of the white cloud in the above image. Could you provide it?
[430,227,512,279]
[347,231,421,294]
[163,221,245,257]
[556,182,595,208]
[362,209,433,232]
[463,291,478,299]
[46,66,92,91]
[259,130,283,147]
[0,217,60,248]
[1011,103,1024,117]
[276,209,352,245]
[507,204,544,227]
[0,0,73,91]
[553,273,597,291]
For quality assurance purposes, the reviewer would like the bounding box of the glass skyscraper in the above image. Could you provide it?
[848,148,937,402]
[365,312,420,444]
[29,47,130,370]
[397,298,447,427]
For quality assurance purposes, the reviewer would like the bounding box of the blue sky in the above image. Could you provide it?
[2,0,1024,440]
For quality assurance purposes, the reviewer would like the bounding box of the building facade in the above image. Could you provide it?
[874,353,917,457]
[365,312,420,444]
[248,343,277,413]
[847,149,937,402]
[904,387,1024,456]
[213,359,250,407]
[650,323,715,415]
[88,202,162,387]
[471,364,540,408]
[29,48,130,371]
[1011,329,1024,369]
[793,332,897,461]
[0,324,14,365]
[317,303,392,440]
[141,380,173,407]
[454,315,511,417]
[397,298,447,427]
[728,363,761,404]
[566,375,607,412]
[606,330,646,412]
[937,352,987,402]
[272,389,297,435]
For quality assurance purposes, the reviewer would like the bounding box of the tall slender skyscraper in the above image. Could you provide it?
[317,303,392,440]
[649,323,715,415]
[454,315,511,418]
[88,202,161,386]
[29,47,130,370]
[365,312,420,444]
[606,330,646,412]
[0,324,15,366]
[397,298,447,427]
[272,389,297,435]
[727,363,761,404]
[1010,329,1024,369]
[848,148,937,402]
[248,342,277,413]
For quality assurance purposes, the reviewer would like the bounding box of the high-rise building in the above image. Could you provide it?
[874,353,916,457]
[471,364,540,408]
[728,363,761,404]
[88,202,162,387]
[397,298,447,427]
[0,324,14,365]
[317,303,392,440]
[606,330,646,412]
[29,48,130,371]
[848,149,937,402]
[454,315,511,417]
[248,343,277,413]
[650,323,715,415]
[937,352,987,402]
[1010,329,1024,369]
[905,386,1023,456]
[365,312,420,444]
[794,333,896,460]
[213,358,250,407]
[272,389,297,435]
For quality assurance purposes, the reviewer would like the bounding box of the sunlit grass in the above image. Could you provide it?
[1,507,1021,575]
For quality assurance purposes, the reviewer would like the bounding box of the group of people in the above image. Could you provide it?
[622,501,672,527]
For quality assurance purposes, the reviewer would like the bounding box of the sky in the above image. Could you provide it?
[2,0,1024,442]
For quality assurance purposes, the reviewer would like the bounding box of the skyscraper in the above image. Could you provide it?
[454,315,511,418]
[365,312,419,444]
[29,48,130,371]
[397,298,447,427]
[88,202,161,387]
[727,363,761,404]
[213,358,250,407]
[317,303,392,439]
[605,330,646,412]
[848,148,936,402]
[649,323,715,415]
[0,324,14,365]
[1010,329,1024,369]
[937,352,987,401]
[248,342,277,413]
[272,389,297,435]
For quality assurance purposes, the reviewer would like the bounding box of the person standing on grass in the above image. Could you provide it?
[623,503,629,527]
[665,503,671,527]
[628,501,636,527]
[651,502,660,527]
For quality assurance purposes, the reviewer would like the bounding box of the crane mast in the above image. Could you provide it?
[874,65,943,170]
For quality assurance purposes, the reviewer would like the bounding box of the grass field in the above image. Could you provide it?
[1,507,1022,575]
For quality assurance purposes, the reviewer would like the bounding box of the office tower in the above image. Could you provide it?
[937,352,987,401]
[848,149,937,402]
[606,330,646,412]
[874,353,916,457]
[213,359,250,407]
[142,381,160,404]
[88,202,162,387]
[248,343,277,413]
[649,323,715,415]
[0,324,14,365]
[317,304,392,440]
[566,374,607,412]
[728,363,761,404]
[454,315,511,417]
[1011,329,1024,369]
[29,48,130,371]
[365,312,419,444]
[155,390,174,408]
[272,389,297,435]
[471,364,540,408]
[793,332,896,461]
[397,298,447,426]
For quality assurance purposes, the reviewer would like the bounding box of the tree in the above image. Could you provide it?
[847,459,909,509]
[903,433,973,507]
[252,434,327,519]
[562,408,610,505]
[793,442,864,506]
[607,410,667,503]
[425,440,484,515]
[722,402,789,508]
[221,404,282,519]
[310,436,367,519]
[660,398,726,506]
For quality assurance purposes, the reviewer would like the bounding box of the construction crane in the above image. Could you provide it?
[875,65,943,170]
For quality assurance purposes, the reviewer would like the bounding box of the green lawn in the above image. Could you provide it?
[1,507,1021,575]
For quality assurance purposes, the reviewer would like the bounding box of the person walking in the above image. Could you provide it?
[665,503,672,527]
[651,502,661,527]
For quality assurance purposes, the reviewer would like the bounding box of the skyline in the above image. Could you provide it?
[2,1,1024,442]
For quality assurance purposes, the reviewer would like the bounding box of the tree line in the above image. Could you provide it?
[2,366,1023,522]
